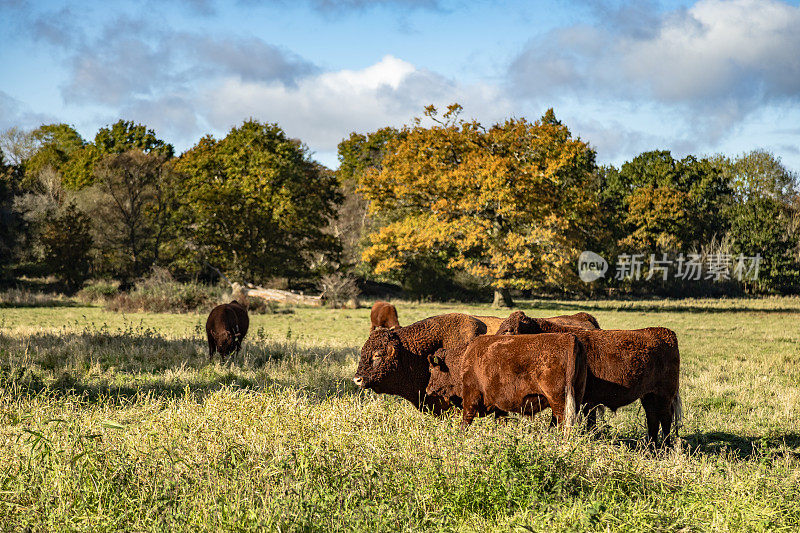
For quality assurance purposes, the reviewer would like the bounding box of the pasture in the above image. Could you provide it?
[1,298,800,531]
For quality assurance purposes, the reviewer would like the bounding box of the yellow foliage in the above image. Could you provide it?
[359,106,601,290]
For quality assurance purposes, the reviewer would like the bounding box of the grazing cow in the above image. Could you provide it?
[497,311,681,446]
[370,301,401,331]
[353,313,488,413]
[427,333,587,429]
[206,300,249,361]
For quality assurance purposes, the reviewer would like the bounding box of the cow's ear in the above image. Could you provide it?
[386,343,396,359]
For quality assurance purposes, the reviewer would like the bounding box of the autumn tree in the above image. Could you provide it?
[334,127,401,269]
[11,164,94,286]
[359,105,602,306]
[172,120,342,284]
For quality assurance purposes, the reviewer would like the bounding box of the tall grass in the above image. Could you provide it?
[1,300,799,530]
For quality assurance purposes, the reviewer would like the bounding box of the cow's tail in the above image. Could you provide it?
[564,335,586,428]
[671,391,683,434]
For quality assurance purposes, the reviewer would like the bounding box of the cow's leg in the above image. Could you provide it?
[641,393,666,447]
[544,393,565,427]
[659,394,676,447]
[207,332,216,361]
[461,389,481,430]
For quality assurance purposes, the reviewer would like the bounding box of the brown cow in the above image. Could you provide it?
[370,301,401,330]
[353,313,488,413]
[427,334,587,429]
[206,300,249,361]
[470,311,599,335]
[497,311,681,446]
[497,310,603,334]
[547,312,601,329]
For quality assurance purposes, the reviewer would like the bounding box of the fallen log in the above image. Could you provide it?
[240,285,323,306]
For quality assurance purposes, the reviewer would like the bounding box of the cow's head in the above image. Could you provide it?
[353,327,406,392]
[497,310,542,335]
[426,347,463,406]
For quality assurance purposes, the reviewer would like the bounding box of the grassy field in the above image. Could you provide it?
[2,297,800,531]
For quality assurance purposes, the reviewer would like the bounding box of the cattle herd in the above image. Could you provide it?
[206,299,681,447]
[354,301,681,447]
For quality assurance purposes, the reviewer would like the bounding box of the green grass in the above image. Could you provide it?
[2,298,800,531]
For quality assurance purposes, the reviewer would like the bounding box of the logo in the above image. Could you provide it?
[578,251,608,283]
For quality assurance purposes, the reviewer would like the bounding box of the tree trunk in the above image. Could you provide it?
[492,288,514,308]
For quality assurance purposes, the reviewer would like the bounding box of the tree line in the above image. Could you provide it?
[1,105,798,301]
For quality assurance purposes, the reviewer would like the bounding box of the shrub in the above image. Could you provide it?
[76,279,120,303]
[0,287,73,307]
[318,272,360,308]
[105,268,228,313]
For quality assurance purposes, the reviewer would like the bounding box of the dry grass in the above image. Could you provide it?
[1,298,800,531]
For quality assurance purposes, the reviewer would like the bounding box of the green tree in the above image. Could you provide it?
[23,124,86,187]
[94,120,174,158]
[716,149,798,203]
[0,152,23,277]
[173,120,342,283]
[359,105,602,306]
[729,197,797,293]
[39,202,93,290]
[608,151,731,251]
[84,150,173,281]
[717,150,800,293]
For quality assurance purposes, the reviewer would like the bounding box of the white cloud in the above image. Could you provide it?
[199,55,512,154]
[509,0,800,157]
[514,0,800,103]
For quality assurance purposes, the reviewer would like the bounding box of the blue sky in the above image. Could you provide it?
[1,0,799,171]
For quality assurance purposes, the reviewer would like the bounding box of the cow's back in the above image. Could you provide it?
[228,300,249,337]
[570,327,679,408]
[547,312,601,329]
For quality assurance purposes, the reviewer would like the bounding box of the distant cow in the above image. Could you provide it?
[370,301,401,331]
[427,333,587,429]
[497,311,681,446]
[206,300,249,361]
[353,313,488,413]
